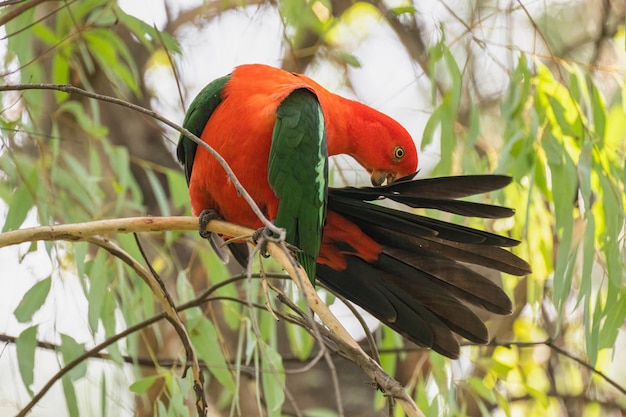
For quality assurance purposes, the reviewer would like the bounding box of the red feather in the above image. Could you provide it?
[188,64,417,269]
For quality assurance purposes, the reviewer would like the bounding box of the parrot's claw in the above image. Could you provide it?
[252,227,301,258]
[198,209,221,239]
[252,227,273,258]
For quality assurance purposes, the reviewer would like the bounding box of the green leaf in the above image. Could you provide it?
[188,315,236,392]
[60,334,87,381]
[380,326,401,375]
[590,82,606,144]
[83,28,140,95]
[577,143,594,304]
[114,6,181,53]
[52,51,70,102]
[16,325,38,396]
[14,277,52,323]
[467,376,496,403]
[597,171,624,288]
[390,6,417,15]
[420,105,443,149]
[599,289,626,350]
[129,374,161,394]
[285,314,314,361]
[74,241,88,291]
[546,95,583,138]
[443,46,462,112]
[32,21,59,46]
[2,166,38,232]
[502,54,531,120]
[61,372,80,417]
[100,369,107,417]
[436,96,456,175]
[56,101,108,137]
[338,51,361,68]
[86,3,118,27]
[587,290,602,366]
[261,344,285,417]
[166,168,189,212]
[542,132,577,315]
[87,255,107,334]
[145,168,170,217]
[100,270,123,364]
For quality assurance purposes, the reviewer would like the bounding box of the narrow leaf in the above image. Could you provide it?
[2,167,38,232]
[14,276,52,323]
[61,373,80,417]
[188,315,236,392]
[590,82,606,143]
[60,334,87,381]
[261,345,285,417]
[16,325,38,397]
[129,374,161,394]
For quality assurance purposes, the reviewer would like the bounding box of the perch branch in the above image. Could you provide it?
[1,215,424,417]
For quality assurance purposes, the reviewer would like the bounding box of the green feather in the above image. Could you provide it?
[177,74,231,184]
[267,88,328,283]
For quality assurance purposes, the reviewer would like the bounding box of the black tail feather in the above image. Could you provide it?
[331,175,512,200]
[329,196,520,247]
[315,175,530,358]
[382,246,513,315]
[330,175,515,219]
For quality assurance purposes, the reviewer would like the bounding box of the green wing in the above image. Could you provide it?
[177,74,231,185]
[267,88,328,283]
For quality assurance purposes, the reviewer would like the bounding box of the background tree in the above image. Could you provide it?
[0,0,625,416]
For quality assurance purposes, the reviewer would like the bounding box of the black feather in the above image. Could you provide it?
[313,174,530,358]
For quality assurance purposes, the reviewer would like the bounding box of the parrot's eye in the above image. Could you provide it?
[393,146,405,160]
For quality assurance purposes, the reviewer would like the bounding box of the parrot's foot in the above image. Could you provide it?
[252,227,273,258]
[198,209,221,239]
[252,227,300,258]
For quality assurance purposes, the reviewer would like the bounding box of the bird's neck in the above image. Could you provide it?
[323,95,368,158]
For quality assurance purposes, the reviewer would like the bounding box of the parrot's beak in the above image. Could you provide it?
[370,169,397,186]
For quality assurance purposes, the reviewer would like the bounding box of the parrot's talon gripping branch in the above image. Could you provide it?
[252,227,275,258]
[198,209,221,239]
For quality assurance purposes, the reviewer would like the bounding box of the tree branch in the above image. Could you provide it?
[1,215,424,417]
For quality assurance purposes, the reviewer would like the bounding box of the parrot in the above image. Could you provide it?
[177,64,530,358]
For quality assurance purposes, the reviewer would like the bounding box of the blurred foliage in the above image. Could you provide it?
[0,0,625,416]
